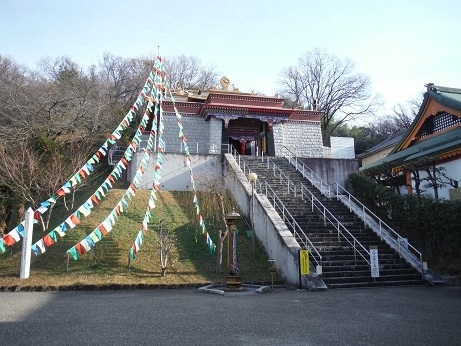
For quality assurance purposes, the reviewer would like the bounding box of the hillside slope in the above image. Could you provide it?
[0,188,275,289]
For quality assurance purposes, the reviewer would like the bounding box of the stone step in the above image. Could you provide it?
[313,247,399,255]
[324,279,427,289]
[322,272,424,284]
[321,258,404,267]
[322,267,418,278]
[243,157,427,289]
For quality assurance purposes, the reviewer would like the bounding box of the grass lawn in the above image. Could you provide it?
[0,180,278,290]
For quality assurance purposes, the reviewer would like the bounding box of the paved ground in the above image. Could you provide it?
[0,285,460,346]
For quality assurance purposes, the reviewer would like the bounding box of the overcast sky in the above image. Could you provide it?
[1,0,460,116]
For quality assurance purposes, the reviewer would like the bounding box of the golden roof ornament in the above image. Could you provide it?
[220,76,230,91]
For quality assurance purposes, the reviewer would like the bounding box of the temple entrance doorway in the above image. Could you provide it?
[224,118,273,156]
[228,129,258,155]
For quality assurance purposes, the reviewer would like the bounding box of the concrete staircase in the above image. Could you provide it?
[243,156,427,289]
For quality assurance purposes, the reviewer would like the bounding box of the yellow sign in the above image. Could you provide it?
[300,249,310,275]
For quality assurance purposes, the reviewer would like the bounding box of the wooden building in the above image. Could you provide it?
[360,84,461,200]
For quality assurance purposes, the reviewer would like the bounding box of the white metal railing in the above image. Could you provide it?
[262,182,323,268]
[138,133,226,155]
[228,147,323,269]
[283,149,426,278]
[230,148,371,268]
[299,183,370,265]
[263,156,370,265]
[335,184,424,274]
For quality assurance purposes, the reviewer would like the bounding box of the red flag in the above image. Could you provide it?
[98,224,108,236]
[3,234,15,246]
[75,243,85,255]
[70,214,81,226]
[91,195,100,205]
[43,234,55,247]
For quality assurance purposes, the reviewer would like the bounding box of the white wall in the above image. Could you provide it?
[129,152,223,191]
[329,137,355,159]
[410,159,461,200]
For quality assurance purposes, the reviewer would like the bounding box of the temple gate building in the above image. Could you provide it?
[155,76,324,157]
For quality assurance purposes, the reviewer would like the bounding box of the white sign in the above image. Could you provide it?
[370,246,379,278]
[20,208,34,279]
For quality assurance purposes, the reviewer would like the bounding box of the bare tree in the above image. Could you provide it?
[392,94,423,128]
[278,48,381,145]
[158,220,175,277]
[194,174,237,274]
[0,55,39,140]
[96,54,153,109]
[0,135,99,231]
[215,193,231,274]
[364,94,423,140]
[163,55,219,90]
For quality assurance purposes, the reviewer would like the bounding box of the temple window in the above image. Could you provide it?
[419,111,461,138]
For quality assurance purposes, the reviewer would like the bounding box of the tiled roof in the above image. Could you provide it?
[360,126,461,171]
[426,84,461,111]
[357,132,404,159]
[390,84,461,155]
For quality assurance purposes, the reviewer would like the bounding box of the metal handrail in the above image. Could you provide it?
[299,183,370,265]
[228,148,323,269]
[266,158,298,196]
[284,149,425,276]
[262,182,323,268]
[264,155,370,265]
[335,184,424,272]
[231,150,370,267]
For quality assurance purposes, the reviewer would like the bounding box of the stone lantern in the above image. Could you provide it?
[224,208,241,290]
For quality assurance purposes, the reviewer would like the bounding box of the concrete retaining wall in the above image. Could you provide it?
[125,152,355,288]
[128,152,223,191]
[223,154,302,287]
[299,157,360,187]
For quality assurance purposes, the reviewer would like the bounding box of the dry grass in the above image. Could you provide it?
[0,182,278,290]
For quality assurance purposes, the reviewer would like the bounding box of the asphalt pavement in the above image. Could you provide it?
[1,285,460,346]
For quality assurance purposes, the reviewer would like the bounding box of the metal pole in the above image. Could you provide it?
[66,252,70,273]
[227,227,232,270]
[20,207,34,279]
[251,182,256,258]
[298,250,303,291]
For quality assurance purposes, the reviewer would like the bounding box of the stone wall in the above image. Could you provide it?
[208,117,223,153]
[163,113,212,154]
[273,121,323,158]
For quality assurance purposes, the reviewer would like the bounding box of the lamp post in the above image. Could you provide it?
[247,172,258,258]
[225,208,241,290]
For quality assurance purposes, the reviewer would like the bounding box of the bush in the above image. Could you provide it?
[349,173,461,273]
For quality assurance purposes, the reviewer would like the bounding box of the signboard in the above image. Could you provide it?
[370,246,379,278]
[299,249,309,275]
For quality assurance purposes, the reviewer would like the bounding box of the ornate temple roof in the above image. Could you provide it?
[360,84,461,172]
[164,75,322,122]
